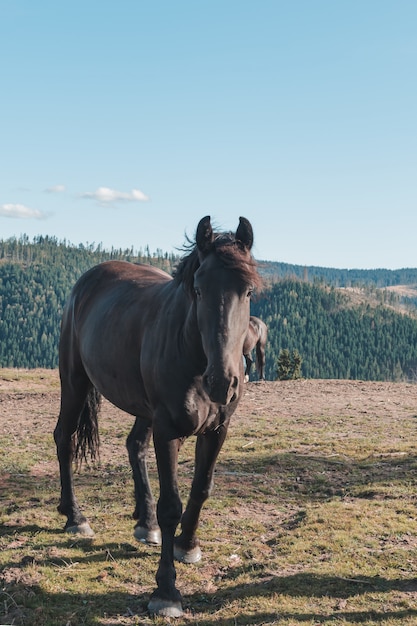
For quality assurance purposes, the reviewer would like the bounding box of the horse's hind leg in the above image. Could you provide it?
[258,344,265,380]
[53,372,95,537]
[174,422,228,564]
[256,342,266,380]
[244,353,252,382]
[127,417,161,545]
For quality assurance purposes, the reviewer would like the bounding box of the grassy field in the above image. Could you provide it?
[1,370,417,625]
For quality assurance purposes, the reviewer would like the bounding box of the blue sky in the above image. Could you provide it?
[1,1,416,269]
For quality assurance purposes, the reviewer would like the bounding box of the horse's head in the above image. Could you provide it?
[192,215,261,405]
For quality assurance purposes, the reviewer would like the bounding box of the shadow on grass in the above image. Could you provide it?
[1,572,417,626]
[184,570,417,625]
[183,569,417,624]
[2,456,417,624]
[2,516,417,624]
[3,444,417,520]
[0,516,159,573]
[216,450,417,501]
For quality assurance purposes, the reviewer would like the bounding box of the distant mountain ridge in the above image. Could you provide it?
[258,259,417,288]
[2,233,417,286]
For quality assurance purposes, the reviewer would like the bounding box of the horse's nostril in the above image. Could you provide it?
[202,369,240,405]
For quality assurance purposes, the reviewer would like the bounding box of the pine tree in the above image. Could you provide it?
[291,349,303,379]
[276,349,303,380]
[276,349,291,380]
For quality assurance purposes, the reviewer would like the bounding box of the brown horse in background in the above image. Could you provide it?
[53,216,262,617]
[243,316,268,381]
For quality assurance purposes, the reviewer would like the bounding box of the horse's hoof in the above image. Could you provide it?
[133,525,161,545]
[148,597,183,618]
[174,543,202,564]
[244,375,249,383]
[65,522,95,537]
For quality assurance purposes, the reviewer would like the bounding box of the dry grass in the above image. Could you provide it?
[1,372,417,625]
[0,368,60,393]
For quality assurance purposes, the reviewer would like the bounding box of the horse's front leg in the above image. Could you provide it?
[256,343,266,381]
[174,422,228,564]
[148,434,184,618]
[126,417,161,545]
[244,354,252,382]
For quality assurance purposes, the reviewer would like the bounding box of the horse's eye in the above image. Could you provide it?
[194,287,201,298]
[247,288,253,298]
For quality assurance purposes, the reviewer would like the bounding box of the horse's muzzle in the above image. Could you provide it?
[202,370,239,405]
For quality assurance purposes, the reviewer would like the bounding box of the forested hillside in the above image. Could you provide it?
[252,280,417,381]
[0,235,178,368]
[1,234,417,381]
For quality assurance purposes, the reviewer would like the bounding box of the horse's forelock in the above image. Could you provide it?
[173,231,262,293]
[213,235,262,290]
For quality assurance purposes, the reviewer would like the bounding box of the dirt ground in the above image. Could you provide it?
[242,377,417,424]
[1,370,416,441]
[1,372,416,543]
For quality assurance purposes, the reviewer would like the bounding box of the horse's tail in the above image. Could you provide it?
[74,386,101,464]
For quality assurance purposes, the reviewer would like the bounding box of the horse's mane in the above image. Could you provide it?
[172,231,263,294]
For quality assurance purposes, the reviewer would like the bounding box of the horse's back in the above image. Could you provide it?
[59,261,173,415]
[66,261,170,316]
[74,260,171,293]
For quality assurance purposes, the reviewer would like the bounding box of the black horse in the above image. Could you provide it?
[243,316,268,381]
[53,216,262,617]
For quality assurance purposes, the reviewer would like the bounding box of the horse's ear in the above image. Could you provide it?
[236,216,254,250]
[196,215,214,255]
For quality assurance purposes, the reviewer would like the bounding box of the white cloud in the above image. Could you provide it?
[45,184,66,193]
[0,203,50,220]
[130,188,149,201]
[81,186,150,204]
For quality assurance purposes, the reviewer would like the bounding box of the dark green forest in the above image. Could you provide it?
[252,280,417,381]
[1,234,417,381]
[0,235,178,368]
